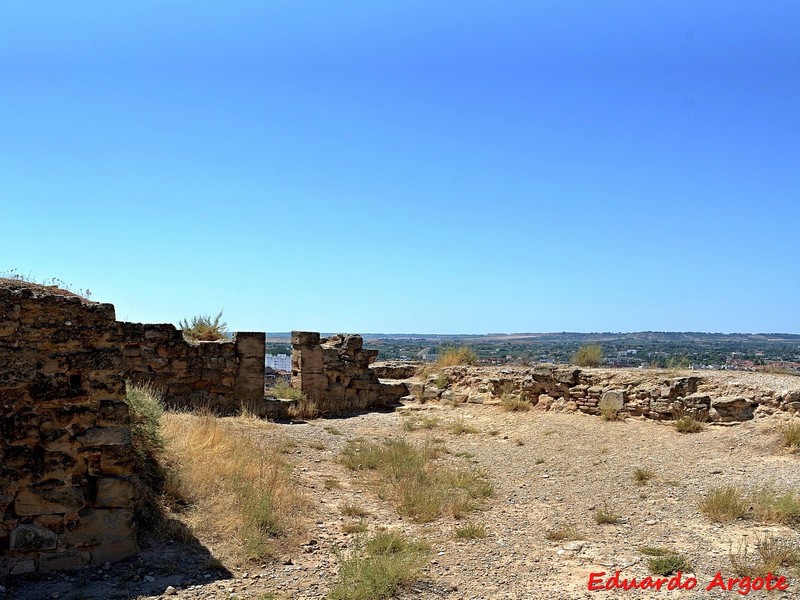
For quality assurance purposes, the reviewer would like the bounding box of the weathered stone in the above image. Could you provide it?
[711,396,756,422]
[600,390,626,412]
[15,483,85,515]
[96,477,134,508]
[9,524,57,551]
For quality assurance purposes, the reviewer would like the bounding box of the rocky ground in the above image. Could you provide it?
[4,371,800,600]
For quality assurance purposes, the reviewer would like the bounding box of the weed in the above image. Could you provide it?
[308,441,327,450]
[160,413,306,564]
[545,525,582,541]
[784,421,800,450]
[324,425,343,435]
[699,485,748,522]
[342,503,369,517]
[342,521,369,534]
[454,522,487,539]
[501,394,531,412]
[729,534,800,578]
[572,344,603,367]
[434,373,449,389]
[324,478,341,490]
[594,502,622,525]
[124,381,167,533]
[437,346,479,367]
[748,485,800,524]
[633,467,656,485]
[674,415,705,433]
[270,380,303,400]
[179,311,228,341]
[534,457,545,465]
[447,418,479,435]
[647,552,692,576]
[401,415,440,432]
[328,531,430,600]
[340,438,492,522]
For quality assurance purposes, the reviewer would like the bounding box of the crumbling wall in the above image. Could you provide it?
[1,282,138,575]
[291,331,407,413]
[418,365,797,422]
[119,323,265,414]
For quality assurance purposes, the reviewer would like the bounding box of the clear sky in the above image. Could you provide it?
[2,1,798,334]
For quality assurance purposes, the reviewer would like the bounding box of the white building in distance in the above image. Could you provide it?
[266,353,291,371]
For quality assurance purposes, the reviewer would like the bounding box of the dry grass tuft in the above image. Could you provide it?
[437,346,479,367]
[729,534,800,578]
[340,438,492,523]
[500,394,531,412]
[329,531,430,600]
[161,412,307,565]
[594,502,622,525]
[545,525,582,541]
[454,522,487,539]
[784,421,800,450]
[447,417,479,435]
[633,467,656,485]
[699,485,748,522]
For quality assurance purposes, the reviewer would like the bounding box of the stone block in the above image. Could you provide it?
[96,477,134,508]
[10,523,58,551]
[15,482,86,515]
[63,508,135,548]
[77,427,131,446]
[291,331,320,346]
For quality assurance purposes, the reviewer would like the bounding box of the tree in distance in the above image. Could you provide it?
[572,344,604,367]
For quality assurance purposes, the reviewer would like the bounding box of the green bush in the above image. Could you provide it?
[179,311,228,341]
[328,531,430,600]
[572,344,604,367]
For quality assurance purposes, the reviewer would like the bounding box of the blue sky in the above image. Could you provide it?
[2,1,798,334]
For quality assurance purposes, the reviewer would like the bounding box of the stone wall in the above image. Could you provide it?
[417,365,800,422]
[291,332,407,413]
[1,282,138,575]
[119,324,265,415]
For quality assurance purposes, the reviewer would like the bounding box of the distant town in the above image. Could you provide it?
[265,331,800,373]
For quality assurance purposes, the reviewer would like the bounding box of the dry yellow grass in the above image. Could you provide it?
[160,412,307,565]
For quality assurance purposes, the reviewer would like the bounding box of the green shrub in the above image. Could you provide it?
[179,311,228,341]
[329,531,430,600]
[647,553,692,576]
[572,344,604,367]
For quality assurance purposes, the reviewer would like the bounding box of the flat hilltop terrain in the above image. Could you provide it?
[6,371,800,600]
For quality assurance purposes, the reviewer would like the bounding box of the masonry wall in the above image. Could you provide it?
[291,331,407,413]
[119,323,265,415]
[0,283,138,576]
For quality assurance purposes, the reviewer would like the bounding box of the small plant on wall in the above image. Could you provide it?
[179,311,228,341]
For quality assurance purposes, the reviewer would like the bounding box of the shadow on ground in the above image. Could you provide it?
[2,519,232,600]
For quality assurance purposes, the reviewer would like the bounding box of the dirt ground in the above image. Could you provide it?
[5,395,800,600]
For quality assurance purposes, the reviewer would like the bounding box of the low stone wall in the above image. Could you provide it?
[291,332,407,413]
[1,282,138,575]
[416,365,800,422]
[119,323,265,415]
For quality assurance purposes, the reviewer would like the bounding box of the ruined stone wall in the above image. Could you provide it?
[1,283,138,575]
[119,323,265,415]
[418,365,800,422]
[291,332,407,413]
